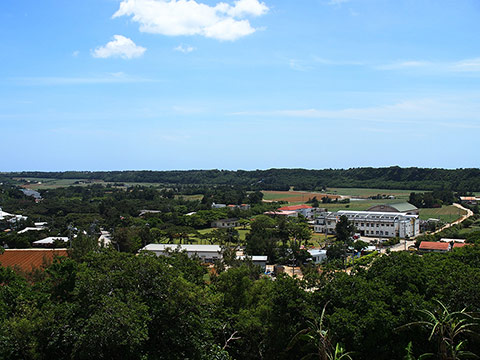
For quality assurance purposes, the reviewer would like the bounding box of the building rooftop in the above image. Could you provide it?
[335,210,418,218]
[33,237,69,245]
[308,249,327,256]
[419,241,450,251]
[264,210,298,216]
[366,202,418,212]
[460,196,477,201]
[142,244,222,253]
[0,249,68,272]
[0,209,13,219]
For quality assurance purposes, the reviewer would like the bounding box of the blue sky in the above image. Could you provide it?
[1,0,479,171]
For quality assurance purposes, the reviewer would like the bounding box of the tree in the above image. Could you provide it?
[400,300,480,360]
[335,216,355,246]
[288,304,353,360]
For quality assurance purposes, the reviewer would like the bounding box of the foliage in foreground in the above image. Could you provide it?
[0,247,480,359]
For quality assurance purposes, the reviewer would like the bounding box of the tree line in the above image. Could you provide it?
[6,166,480,191]
[1,245,479,359]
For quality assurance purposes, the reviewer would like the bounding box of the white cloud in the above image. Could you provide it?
[174,44,195,53]
[72,50,80,57]
[92,35,146,59]
[226,0,269,17]
[113,0,269,41]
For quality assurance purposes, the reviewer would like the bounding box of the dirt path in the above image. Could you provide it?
[432,203,474,234]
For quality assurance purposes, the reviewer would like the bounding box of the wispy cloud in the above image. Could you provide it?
[289,59,312,71]
[327,0,350,5]
[113,0,269,41]
[377,58,480,73]
[92,35,146,59]
[12,72,154,86]
[289,56,363,71]
[174,44,196,53]
[231,98,480,128]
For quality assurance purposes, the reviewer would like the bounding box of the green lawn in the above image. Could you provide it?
[418,205,466,223]
[184,227,250,245]
[326,187,419,199]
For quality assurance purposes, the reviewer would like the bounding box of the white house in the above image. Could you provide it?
[308,249,327,264]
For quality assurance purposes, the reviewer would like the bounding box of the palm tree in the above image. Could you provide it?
[400,300,479,360]
[403,341,433,360]
[288,304,353,360]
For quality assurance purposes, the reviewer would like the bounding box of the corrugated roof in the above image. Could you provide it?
[453,243,466,249]
[419,242,449,251]
[278,205,313,211]
[389,203,418,212]
[0,249,69,272]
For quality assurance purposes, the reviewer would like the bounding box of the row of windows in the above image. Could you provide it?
[365,230,390,235]
[355,223,395,227]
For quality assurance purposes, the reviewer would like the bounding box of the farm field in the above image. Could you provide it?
[325,187,419,199]
[263,188,420,204]
[175,194,204,201]
[319,199,401,212]
[13,177,167,190]
[262,190,340,203]
[418,205,467,223]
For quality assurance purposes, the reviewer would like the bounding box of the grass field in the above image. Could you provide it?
[326,187,419,199]
[13,177,169,190]
[418,205,467,223]
[175,194,204,201]
[262,191,340,202]
[185,227,250,245]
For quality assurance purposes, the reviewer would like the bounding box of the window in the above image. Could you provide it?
[361,223,364,227]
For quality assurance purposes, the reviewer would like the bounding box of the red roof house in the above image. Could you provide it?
[419,241,450,252]
[0,249,68,272]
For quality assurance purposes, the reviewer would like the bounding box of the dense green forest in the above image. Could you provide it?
[3,166,480,191]
[1,246,480,360]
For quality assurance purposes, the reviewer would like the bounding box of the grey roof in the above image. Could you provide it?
[389,202,418,212]
[142,244,222,253]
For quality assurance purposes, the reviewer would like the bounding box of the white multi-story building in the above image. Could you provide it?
[314,210,419,238]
